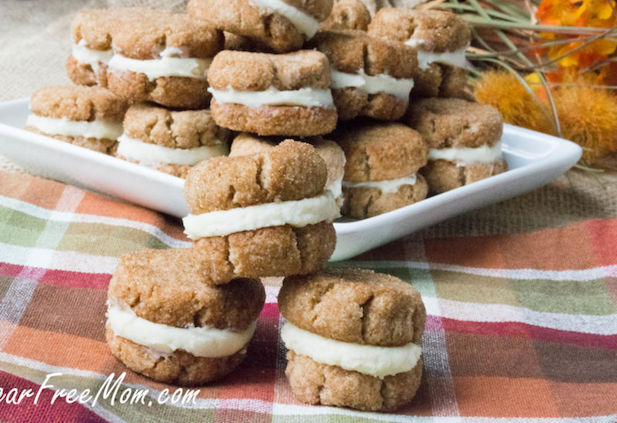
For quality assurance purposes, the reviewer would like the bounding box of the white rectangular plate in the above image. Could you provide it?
[0,98,581,261]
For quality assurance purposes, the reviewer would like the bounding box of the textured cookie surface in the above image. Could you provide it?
[66,55,109,87]
[342,174,428,219]
[320,0,371,31]
[336,122,428,182]
[29,85,127,121]
[230,134,345,189]
[208,50,332,91]
[368,8,470,51]
[406,98,503,148]
[413,64,468,98]
[108,248,265,329]
[278,268,426,346]
[123,104,229,148]
[423,158,508,193]
[185,140,327,213]
[70,8,142,50]
[106,326,247,385]
[285,351,423,411]
[188,0,332,53]
[193,222,336,280]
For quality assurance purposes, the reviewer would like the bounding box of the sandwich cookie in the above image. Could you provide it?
[279,268,426,411]
[320,0,371,31]
[313,30,417,121]
[117,104,230,178]
[107,11,223,109]
[208,50,337,136]
[106,248,265,385]
[183,140,338,282]
[229,133,346,206]
[406,98,507,193]
[336,122,428,219]
[187,0,333,53]
[26,85,127,154]
[368,8,470,97]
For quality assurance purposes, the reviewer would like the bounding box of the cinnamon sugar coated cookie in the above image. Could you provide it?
[106,248,265,385]
[335,122,429,218]
[368,8,470,97]
[26,85,127,154]
[106,10,223,109]
[312,30,417,120]
[183,140,338,279]
[320,0,371,31]
[188,0,333,52]
[208,50,338,136]
[116,104,230,178]
[406,98,507,193]
[279,268,425,411]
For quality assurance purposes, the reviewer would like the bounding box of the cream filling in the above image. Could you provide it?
[330,69,414,99]
[183,191,340,239]
[108,54,211,81]
[429,140,502,165]
[26,114,122,140]
[404,39,468,70]
[251,0,319,39]
[281,322,422,378]
[107,302,256,358]
[343,174,417,194]
[71,40,113,72]
[117,134,228,166]
[327,177,343,200]
[208,86,334,108]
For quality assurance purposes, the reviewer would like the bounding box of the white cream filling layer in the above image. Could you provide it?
[251,0,319,39]
[72,40,114,72]
[327,177,343,200]
[108,54,211,81]
[183,191,340,239]
[117,134,228,166]
[343,174,417,194]
[209,87,334,108]
[26,114,122,140]
[404,39,468,70]
[107,302,256,358]
[429,140,503,165]
[330,69,414,99]
[281,322,422,378]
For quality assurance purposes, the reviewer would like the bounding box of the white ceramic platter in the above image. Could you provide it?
[0,98,582,261]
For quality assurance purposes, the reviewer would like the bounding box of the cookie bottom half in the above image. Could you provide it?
[422,158,508,194]
[26,127,117,154]
[285,350,423,412]
[333,88,408,121]
[66,56,108,87]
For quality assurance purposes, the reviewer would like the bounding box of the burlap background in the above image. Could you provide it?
[1,0,615,239]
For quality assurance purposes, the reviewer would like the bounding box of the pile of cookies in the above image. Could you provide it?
[24,0,507,220]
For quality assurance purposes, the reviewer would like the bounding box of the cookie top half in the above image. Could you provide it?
[108,248,265,331]
[112,11,222,60]
[320,0,371,31]
[184,140,327,214]
[312,30,417,79]
[368,8,470,52]
[278,268,426,346]
[406,98,503,149]
[123,104,229,148]
[30,85,127,122]
[336,122,428,182]
[208,50,331,91]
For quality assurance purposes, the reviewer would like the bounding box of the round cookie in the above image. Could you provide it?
[183,140,338,281]
[279,268,426,411]
[116,104,230,178]
[406,98,507,193]
[320,0,371,31]
[188,0,333,53]
[106,11,223,109]
[106,247,265,385]
[26,85,127,154]
[207,50,338,136]
[312,30,417,121]
[368,8,470,98]
[335,122,429,218]
[229,133,346,202]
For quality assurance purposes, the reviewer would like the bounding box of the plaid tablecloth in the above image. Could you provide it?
[0,170,615,422]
